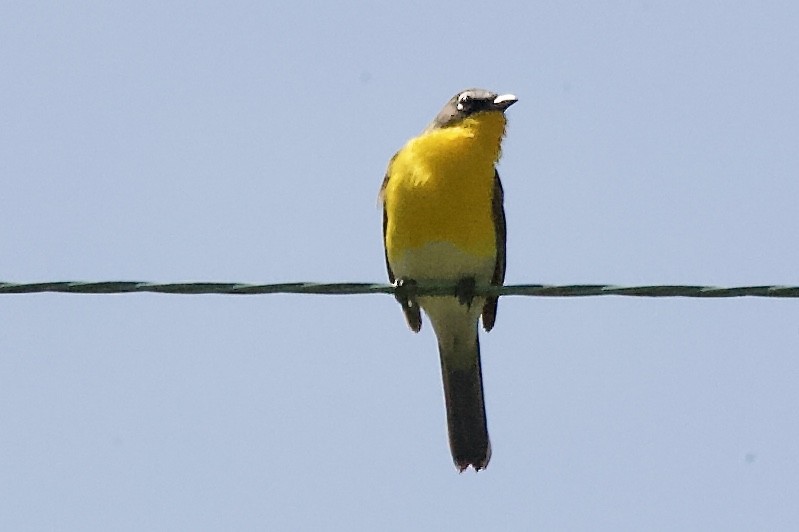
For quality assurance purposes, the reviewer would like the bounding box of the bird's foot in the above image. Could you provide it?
[394,278,418,308]
[394,278,422,332]
[455,277,477,309]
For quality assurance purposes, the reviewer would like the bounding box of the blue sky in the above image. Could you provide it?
[2,2,799,530]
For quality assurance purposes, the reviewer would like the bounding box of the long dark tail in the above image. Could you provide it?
[438,334,491,472]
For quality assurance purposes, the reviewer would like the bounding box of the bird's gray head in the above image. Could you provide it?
[428,88,518,130]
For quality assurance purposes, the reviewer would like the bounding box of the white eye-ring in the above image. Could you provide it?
[456,92,472,111]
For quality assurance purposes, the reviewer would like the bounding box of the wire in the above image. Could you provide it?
[1,281,798,297]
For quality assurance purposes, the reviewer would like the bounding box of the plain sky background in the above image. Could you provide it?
[2,2,799,530]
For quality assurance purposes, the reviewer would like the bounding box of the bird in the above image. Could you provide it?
[380,88,516,471]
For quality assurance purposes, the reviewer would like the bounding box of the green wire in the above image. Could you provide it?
[1,281,798,298]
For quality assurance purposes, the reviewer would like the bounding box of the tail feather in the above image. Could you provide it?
[438,334,491,471]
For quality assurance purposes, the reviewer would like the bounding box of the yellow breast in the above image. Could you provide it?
[383,112,506,264]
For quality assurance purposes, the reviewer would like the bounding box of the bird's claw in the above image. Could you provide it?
[456,277,477,308]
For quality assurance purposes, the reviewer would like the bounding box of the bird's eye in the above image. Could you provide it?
[456,93,472,111]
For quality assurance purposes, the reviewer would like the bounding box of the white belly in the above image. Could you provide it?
[389,241,494,348]
[389,240,495,283]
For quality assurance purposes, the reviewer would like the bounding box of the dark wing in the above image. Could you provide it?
[482,170,506,332]
[381,155,422,332]
[379,164,396,284]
